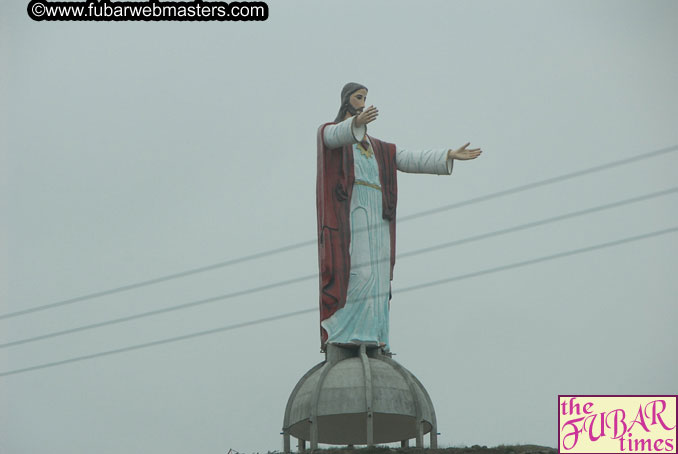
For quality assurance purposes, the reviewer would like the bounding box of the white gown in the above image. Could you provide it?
[320,117,453,350]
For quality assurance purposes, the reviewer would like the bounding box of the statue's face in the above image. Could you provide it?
[348,89,367,115]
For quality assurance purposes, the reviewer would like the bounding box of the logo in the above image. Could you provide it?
[559,395,677,453]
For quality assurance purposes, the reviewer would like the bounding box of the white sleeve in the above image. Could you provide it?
[395,146,454,175]
[322,117,367,149]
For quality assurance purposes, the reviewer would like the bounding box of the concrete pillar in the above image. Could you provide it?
[359,344,374,447]
[283,362,324,453]
[309,418,317,451]
[309,362,333,451]
[283,431,290,454]
[431,430,438,449]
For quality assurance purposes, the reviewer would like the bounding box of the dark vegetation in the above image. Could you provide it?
[261,444,557,454]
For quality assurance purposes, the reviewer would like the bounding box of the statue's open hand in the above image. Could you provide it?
[354,105,379,126]
[448,142,482,160]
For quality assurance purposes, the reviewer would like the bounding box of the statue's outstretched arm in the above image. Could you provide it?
[396,147,453,175]
[396,142,482,175]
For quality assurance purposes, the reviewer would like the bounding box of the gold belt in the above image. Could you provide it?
[355,179,381,190]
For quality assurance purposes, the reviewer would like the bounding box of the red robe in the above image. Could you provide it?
[316,122,398,349]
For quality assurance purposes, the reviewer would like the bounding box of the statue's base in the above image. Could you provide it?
[282,344,437,453]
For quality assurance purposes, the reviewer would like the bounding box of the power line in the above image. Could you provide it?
[1,225,675,378]
[398,144,677,222]
[0,238,316,320]
[396,226,677,295]
[0,273,314,348]
[2,143,676,320]
[2,186,676,349]
[0,308,317,378]
[397,187,678,260]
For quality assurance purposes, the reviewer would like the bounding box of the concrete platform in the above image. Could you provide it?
[282,344,437,452]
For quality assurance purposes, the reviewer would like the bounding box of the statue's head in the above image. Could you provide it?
[334,82,368,123]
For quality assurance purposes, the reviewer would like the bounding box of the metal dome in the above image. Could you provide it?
[282,344,437,452]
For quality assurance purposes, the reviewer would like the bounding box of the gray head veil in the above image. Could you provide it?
[334,82,368,123]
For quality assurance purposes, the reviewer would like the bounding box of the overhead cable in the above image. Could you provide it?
[1,225,675,378]
[1,186,676,349]
[2,144,675,320]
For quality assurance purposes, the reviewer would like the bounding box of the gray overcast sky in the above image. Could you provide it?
[1,1,677,453]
